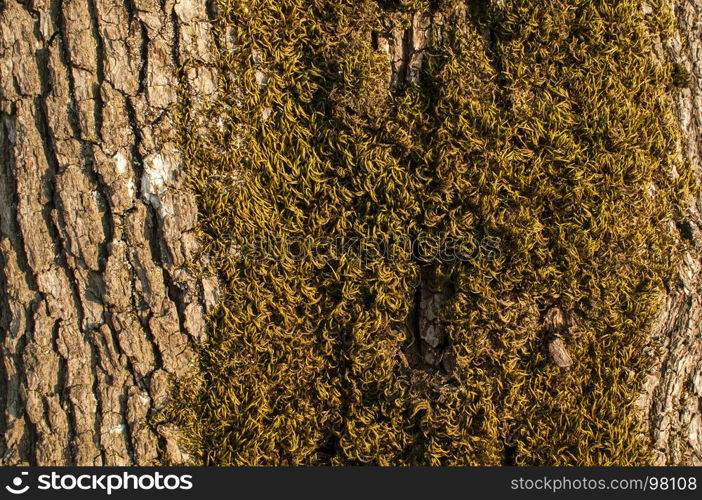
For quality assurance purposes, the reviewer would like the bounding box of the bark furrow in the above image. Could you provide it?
[0,0,218,465]
[1,0,701,465]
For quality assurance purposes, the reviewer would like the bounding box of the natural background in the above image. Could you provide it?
[0,0,700,465]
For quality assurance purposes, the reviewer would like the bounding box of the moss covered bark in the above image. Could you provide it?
[173,0,694,465]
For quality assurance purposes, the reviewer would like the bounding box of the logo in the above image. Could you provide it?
[6,472,29,495]
[38,472,193,495]
[3,471,194,495]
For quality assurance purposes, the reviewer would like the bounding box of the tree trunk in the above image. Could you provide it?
[0,0,218,465]
[0,0,700,465]
[641,0,702,466]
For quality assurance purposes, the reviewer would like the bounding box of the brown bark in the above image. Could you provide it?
[0,0,217,465]
[641,0,702,466]
[0,0,700,466]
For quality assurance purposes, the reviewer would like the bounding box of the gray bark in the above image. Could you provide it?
[641,0,702,466]
[0,0,217,465]
[0,0,700,465]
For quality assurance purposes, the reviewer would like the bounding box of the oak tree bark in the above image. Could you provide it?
[0,0,700,465]
[0,0,218,465]
[642,0,702,466]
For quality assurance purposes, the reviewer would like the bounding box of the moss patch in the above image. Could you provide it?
[171,0,693,465]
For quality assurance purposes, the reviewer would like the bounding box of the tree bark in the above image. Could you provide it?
[641,0,702,466]
[0,0,218,465]
[0,0,700,465]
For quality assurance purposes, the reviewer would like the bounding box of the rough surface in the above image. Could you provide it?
[642,0,702,466]
[0,0,701,466]
[175,0,693,465]
[0,0,217,465]
[389,0,702,466]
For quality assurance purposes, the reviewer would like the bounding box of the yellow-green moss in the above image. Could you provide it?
[171,0,694,465]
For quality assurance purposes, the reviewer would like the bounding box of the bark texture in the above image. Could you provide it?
[642,0,702,466]
[0,0,217,465]
[387,0,702,466]
[0,0,700,466]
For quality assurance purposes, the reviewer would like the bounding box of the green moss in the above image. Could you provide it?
[171,0,694,465]
[671,62,691,88]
